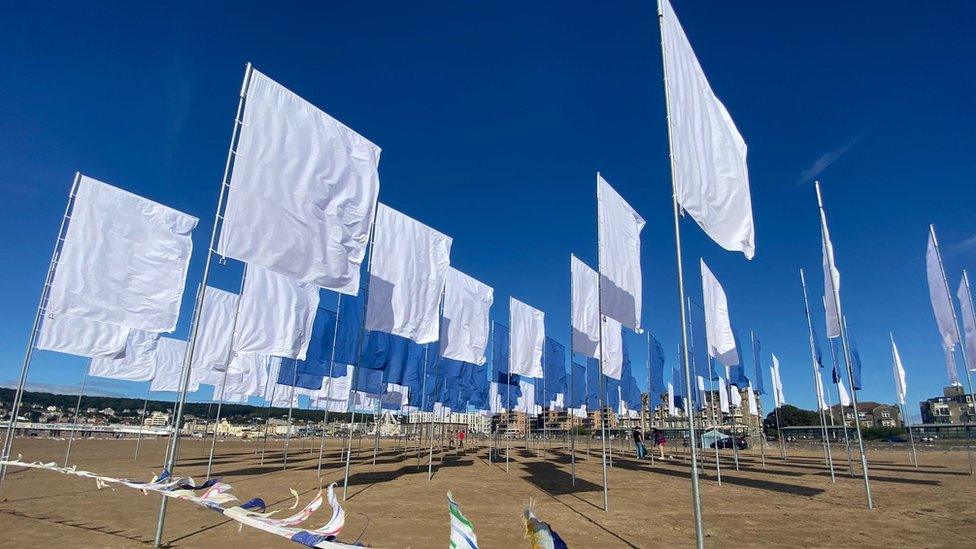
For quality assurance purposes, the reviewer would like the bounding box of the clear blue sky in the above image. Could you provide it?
[1,1,973,418]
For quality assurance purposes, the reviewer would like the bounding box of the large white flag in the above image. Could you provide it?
[770,354,786,408]
[509,297,544,378]
[667,381,677,416]
[48,175,197,332]
[88,330,161,382]
[191,287,240,373]
[571,255,601,358]
[600,316,623,380]
[746,383,758,415]
[717,376,730,413]
[233,266,319,360]
[926,229,960,352]
[659,0,754,259]
[837,377,852,407]
[700,259,739,366]
[440,268,493,364]
[517,377,537,416]
[217,68,381,294]
[814,369,828,411]
[597,174,645,332]
[821,208,842,339]
[957,275,976,372]
[37,313,130,358]
[890,336,908,406]
[150,338,196,392]
[365,204,452,344]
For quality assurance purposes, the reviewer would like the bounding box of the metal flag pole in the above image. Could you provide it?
[827,332,854,477]
[751,331,766,469]
[506,330,512,474]
[1,172,81,484]
[930,226,976,475]
[428,405,437,481]
[800,268,836,484]
[890,332,919,468]
[706,365,721,485]
[816,181,873,509]
[372,398,382,465]
[317,295,343,477]
[657,3,704,540]
[773,400,786,460]
[154,63,254,547]
[595,173,610,512]
[568,266,577,484]
[134,386,151,460]
[281,362,299,469]
[63,363,91,467]
[487,325,494,466]
[417,344,429,469]
[343,201,381,501]
[259,381,278,464]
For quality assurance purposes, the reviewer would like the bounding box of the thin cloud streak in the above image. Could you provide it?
[798,136,861,183]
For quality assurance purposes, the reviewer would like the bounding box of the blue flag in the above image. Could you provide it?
[277,307,337,390]
[688,300,714,381]
[752,333,765,395]
[353,367,386,396]
[585,357,601,410]
[543,337,567,402]
[829,338,842,384]
[728,328,750,387]
[333,289,365,371]
[648,333,666,394]
[850,338,864,391]
[568,360,586,409]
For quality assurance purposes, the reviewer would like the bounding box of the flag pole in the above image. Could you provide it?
[154,62,254,547]
[799,268,836,483]
[773,399,786,459]
[317,295,343,477]
[751,331,766,469]
[372,397,382,465]
[282,362,299,469]
[569,260,577,484]
[827,333,854,476]
[930,225,976,475]
[506,370,511,473]
[417,344,428,469]
[0,171,81,485]
[487,325,494,466]
[259,381,277,464]
[63,363,90,467]
[596,173,610,512]
[657,2,704,541]
[890,331,919,467]
[816,181,873,509]
[706,363,721,485]
[134,386,150,460]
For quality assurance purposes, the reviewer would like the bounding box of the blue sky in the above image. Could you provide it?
[1,1,973,418]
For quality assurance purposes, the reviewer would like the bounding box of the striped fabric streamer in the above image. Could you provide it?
[448,491,478,549]
[524,503,568,549]
[0,457,357,548]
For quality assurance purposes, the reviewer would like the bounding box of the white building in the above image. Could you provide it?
[144,411,170,427]
[408,411,491,434]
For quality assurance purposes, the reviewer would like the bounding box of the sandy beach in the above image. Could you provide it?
[0,435,972,548]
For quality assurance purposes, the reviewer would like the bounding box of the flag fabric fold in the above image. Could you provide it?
[597,174,645,332]
[509,298,544,378]
[233,266,320,361]
[365,204,452,344]
[660,0,754,259]
[47,175,198,333]
[190,287,241,374]
[37,312,130,358]
[88,330,161,382]
[217,68,381,294]
[440,268,493,365]
[150,338,196,392]
[700,259,739,367]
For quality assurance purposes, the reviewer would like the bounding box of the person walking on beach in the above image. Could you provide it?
[650,427,667,459]
[632,426,646,459]
[457,429,465,449]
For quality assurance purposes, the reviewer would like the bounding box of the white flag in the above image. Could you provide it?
[37,312,129,358]
[667,381,677,416]
[771,354,786,408]
[190,287,240,373]
[729,382,742,408]
[440,268,493,365]
[660,0,754,259]
[47,175,197,332]
[517,377,537,416]
[821,209,842,339]
[88,330,161,382]
[263,357,283,401]
[957,275,976,372]
[233,265,320,360]
[945,345,961,386]
[217,68,381,294]
[926,229,960,351]
[837,377,852,407]
[571,255,601,358]
[890,336,908,406]
[219,353,271,399]
[717,376,730,413]
[321,366,355,401]
[700,259,739,366]
[150,338,196,392]
[597,174,645,332]
[814,368,828,411]
[365,204,452,344]
[489,382,503,414]
[600,316,624,380]
[746,383,758,416]
[509,297,544,378]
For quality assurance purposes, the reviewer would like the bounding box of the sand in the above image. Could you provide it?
[0,434,973,548]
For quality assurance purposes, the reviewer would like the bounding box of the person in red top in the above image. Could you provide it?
[457,430,466,448]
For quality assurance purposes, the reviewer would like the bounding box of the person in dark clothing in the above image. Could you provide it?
[632,427,646,459]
